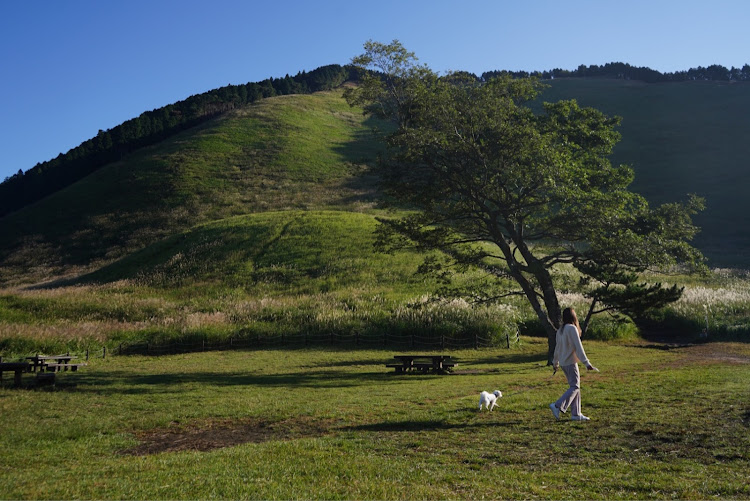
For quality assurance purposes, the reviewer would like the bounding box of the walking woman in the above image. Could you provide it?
[550,307,598,421]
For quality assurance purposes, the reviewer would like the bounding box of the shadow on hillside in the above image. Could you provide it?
[329,116,391,209]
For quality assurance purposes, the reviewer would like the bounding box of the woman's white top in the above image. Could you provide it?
[552,323,590,368]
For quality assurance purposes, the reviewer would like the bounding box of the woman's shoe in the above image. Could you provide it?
[549,403,560,420]
[571,414,590,421]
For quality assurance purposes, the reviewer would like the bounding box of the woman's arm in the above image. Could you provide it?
[568,324,591,367]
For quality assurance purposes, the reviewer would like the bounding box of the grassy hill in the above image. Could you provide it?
[0,90,384,286]
[1,82,749,354]
[83,210,435,296]
[2,79,748,290]
[540,79,750,268]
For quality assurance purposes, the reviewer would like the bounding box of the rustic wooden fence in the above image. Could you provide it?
[116,329,520,356]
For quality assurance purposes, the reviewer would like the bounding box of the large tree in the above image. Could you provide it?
[346,41,705,362]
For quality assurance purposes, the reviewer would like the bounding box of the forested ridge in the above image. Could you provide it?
[2,60,748,218]
[482,61,750,83]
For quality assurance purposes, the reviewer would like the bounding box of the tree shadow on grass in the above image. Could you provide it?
[464,352,548,367]
[71,368,400,395]
[70,358,507,395]
[455,353,547,376]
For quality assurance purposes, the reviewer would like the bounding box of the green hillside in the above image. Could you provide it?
[0,90,383,286]
[1,78,749,290]
[83,210,435,296]
[540,78,750,268]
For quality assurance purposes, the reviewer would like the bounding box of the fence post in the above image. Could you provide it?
[474,333,478,350]
[86,349,89,361]
[506,332,510,348]
[103,346,106,359]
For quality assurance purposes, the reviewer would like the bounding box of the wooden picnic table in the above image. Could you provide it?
[0,353,86,387]
[26,354,85,373]
[386,354,457,373]
[0,361,31,386]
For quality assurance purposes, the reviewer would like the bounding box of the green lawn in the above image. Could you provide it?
[1,340,748,499]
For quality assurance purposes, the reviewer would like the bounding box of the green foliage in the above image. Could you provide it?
[483,61,750,83]
[583,314,639,341]
[346,41,704,359]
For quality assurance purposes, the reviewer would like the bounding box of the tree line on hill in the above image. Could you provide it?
[2,60,748,217]
[482,61,750,83]
[0,64,354,218]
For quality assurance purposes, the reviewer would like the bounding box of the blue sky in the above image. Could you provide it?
[1,0,749,181]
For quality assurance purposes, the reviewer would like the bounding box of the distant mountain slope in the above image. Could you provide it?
[0,90,383,286]
[539,79,750,268]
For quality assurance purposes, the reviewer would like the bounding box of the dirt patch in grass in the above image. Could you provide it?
[121,416,338,456]
[666,342,750,368]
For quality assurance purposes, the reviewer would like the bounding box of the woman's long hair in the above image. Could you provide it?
[562,307,582,336]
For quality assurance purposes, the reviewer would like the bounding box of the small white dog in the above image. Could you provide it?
[478,390,503,411]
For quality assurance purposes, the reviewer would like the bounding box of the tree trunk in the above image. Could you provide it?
[517,243,562,365]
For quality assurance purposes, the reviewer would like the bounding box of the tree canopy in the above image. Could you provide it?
[346,40,705,362]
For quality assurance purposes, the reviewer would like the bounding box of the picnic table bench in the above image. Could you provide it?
[386,354,457,373]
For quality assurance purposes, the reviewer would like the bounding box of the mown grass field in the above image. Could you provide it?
[1,340,748,499]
